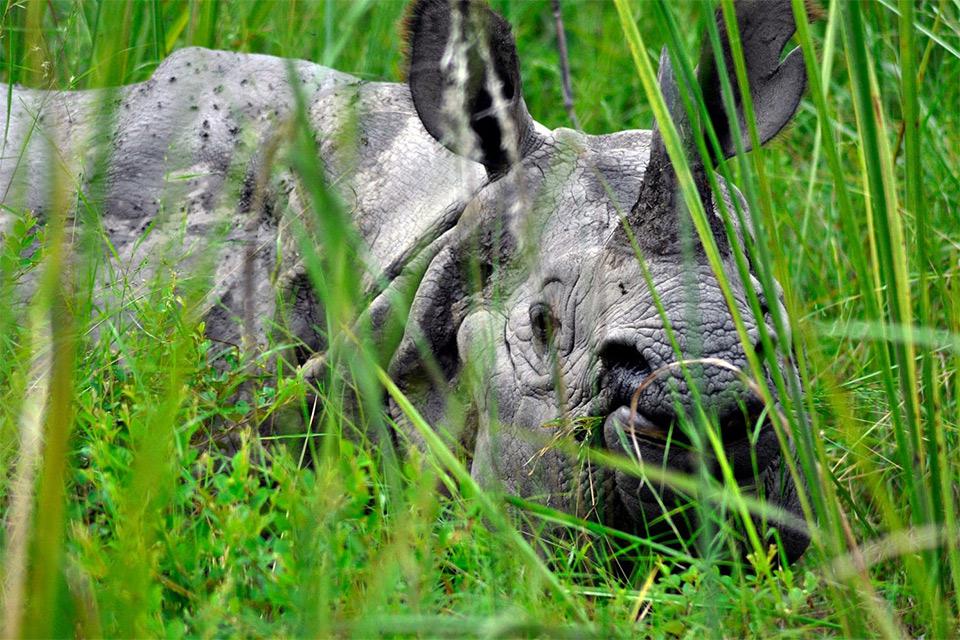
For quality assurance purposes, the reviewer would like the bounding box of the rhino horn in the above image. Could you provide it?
[624,0,812,254]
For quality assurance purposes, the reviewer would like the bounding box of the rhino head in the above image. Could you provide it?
[387,0,810,562]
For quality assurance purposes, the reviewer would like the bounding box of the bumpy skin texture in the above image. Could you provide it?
[0,49,482,348]
[1,1,811,564]
[437,130,805,560]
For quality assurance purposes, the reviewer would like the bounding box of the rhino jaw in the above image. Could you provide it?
[600,401,783,522]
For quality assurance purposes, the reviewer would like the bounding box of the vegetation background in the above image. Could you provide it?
[1,0,958,637]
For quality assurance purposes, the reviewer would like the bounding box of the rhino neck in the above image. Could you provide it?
[314,81,487,292]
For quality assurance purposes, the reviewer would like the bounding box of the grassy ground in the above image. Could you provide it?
[2,0,960,637]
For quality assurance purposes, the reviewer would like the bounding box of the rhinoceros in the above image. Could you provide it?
[1,0,811,562]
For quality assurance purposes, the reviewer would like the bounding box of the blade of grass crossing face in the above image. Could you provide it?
[689,2,827,534]
[631,1,793,469]
[376,366,589,624]
[649,0,788,416]
[644,6,776,574]
[710,0,805,409]
[615,0,798,580]
[701,14,869,628]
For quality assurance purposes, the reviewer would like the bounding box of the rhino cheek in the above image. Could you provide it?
[461,307,580,510]
[457,309,520,489]
[458,309,519,422]
[472,420,578,514]
[474,365,563,495]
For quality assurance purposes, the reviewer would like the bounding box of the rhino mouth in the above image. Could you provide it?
[582,405,782,556]
[599,403,778,481]
[602,405,757,450]
[603,406,688,448]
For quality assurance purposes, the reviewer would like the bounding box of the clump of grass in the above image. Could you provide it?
[1,0,959,637]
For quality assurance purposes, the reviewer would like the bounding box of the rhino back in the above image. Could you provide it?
[99,48,356,247]
[1,48,354,245]
[0,86,99,222]
[310,80,485,282]
[1,47,486,356]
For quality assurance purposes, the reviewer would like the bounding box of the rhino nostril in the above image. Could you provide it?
[598,339,653,406]
[598,339,652,378]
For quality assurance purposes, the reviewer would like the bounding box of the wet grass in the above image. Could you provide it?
[2,0,960,636]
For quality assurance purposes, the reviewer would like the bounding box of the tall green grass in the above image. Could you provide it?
[1,0,959,636]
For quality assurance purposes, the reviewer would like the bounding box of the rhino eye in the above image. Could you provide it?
[529,302,557,345]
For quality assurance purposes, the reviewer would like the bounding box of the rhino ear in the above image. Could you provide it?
[406,0,536,174]
[698,0,813,159]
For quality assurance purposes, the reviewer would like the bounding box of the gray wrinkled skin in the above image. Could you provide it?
[1,49,482,347]
[1,0,810,564]
[439,129,802,557]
